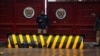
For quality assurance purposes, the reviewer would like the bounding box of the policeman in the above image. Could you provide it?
[95,14,100,46]
[36,11,49,34]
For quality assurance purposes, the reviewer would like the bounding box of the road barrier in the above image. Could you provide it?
[7,34,84,49]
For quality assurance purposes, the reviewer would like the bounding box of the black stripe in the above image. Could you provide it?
[63,35,69,48]
[48,35,55,48]
[16,35,20,48]
[76,36,83,49]
[69,35,75,49]
[43,35,48,47]
[36,35,42,48]
[9,35,15,48]
[55,35,62,48]
[22,35,29,48]
[18,34,26,48]
[30,35,37,48]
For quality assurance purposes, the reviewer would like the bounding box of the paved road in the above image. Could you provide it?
[0,48,100,56]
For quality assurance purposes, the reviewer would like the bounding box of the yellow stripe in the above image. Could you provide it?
[72,35,79,49]
[39,34,45,47]
[26,34,31,48]
[12,34,18,48]
[51,35,59,48]
[8,38,11,48]
[33,34,38,45]
[66,35,73,48]
[59,35,66,48]
[19,34,24,44]
[46,35,52,47]
[79,39,84,49]
[26,34,31,44]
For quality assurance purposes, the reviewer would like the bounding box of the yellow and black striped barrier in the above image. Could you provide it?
[7,34,84,49]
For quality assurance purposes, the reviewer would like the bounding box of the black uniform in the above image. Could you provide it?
[36,14,49,29]
[95,16,100,31]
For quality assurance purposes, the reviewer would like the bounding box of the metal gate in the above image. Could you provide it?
[0,0,44,41]
[47,2,100,42]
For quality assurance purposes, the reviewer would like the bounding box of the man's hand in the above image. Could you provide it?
[46,26,48,29]
[39,19,42,22]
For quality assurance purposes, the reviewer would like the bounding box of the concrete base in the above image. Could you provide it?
[84,42,100,48]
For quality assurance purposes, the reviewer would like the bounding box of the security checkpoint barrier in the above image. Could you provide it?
[7,34,84,49]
